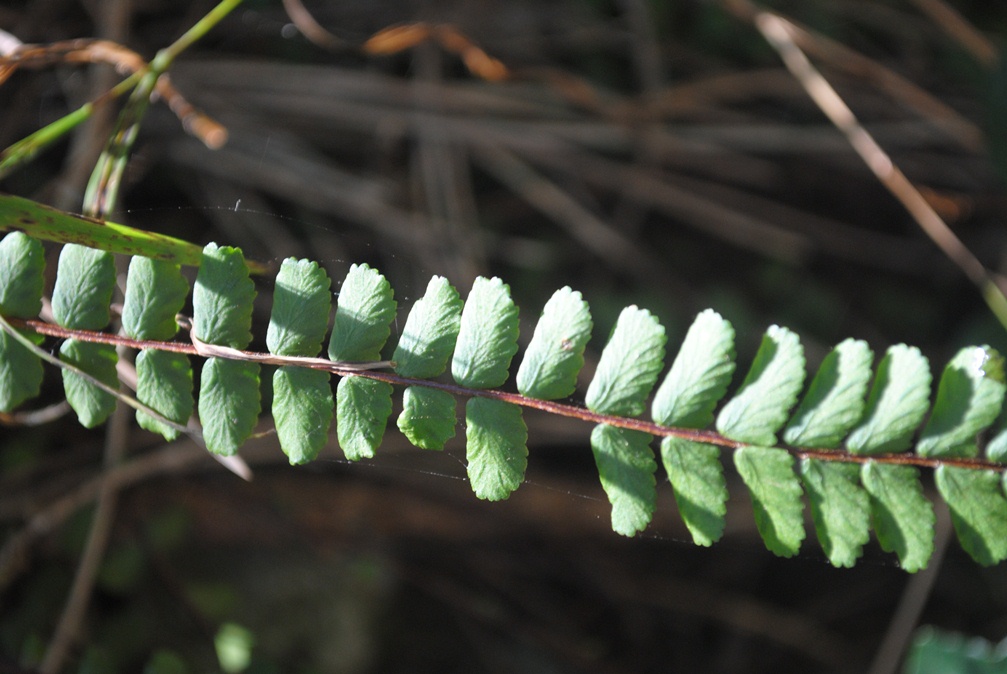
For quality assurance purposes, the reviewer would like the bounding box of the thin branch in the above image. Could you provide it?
[7,314,1007,475]
[748,9,1007,333]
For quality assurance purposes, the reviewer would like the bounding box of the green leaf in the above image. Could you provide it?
[0,231,44,317]
[733,445,805,557]
[660,437,726,546]
[135,350,193,441]
[516,286,592,400]
[267,258,331,357]
[452,277,520,389]
[465,397,528,501]
[0,328,43,412]
[122,257,189,340]
[717,326,805,446]
[273,366,333,465]
[799,459,870,567]
[592,424,657,537]
[397,386,457,450]
[60,340,118,428]
[51,244,116,330]
[0,194,206,266]
[336,376,393,460]
[934,466,1007,566]
[393,276,463,379]
[861,462,934,572]
[0,232,45,411]
[192,243,256,349]
[328,264,397,362]
[198,358,260,456]
[917,346,1006,459]
[585,306,666,416]
[784,339,873,448]
[846,345,931,455]
[652,309,735,428]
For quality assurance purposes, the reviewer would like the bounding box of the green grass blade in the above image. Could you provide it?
[135,350,193,441]
[516,286,592,400]
[935,466,1007,566]
[60,340,118,428]
[328,264,397,363]
[784,338,873,448]
[452,277,520,389]
[846,345,931,455]
[122,257,189,340]
[917,347,1006,459]
[198,358,260,456]
[0,194,205,265]
[592,425,657,537]
[652,309,735,428]
[465,397,528,501]
[267,258,331,357]
[397,386,457,450]
[336,377,393,460]
[585,306,666,416]
[393,276,463,379]
[800,459,870,567]
[861,462,934,572]
[273,366,334,465]
[660,437,727,546]
[717,326,805,446]
[734,445,805,557]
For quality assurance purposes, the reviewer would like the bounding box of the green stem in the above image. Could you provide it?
[0,75,140,180]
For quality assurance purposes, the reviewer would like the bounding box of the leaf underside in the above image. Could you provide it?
[7,224,1007,571]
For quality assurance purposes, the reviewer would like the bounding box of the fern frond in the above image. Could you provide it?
[8,223,1007,571]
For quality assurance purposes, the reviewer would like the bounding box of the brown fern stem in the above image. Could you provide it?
[12,317,1006,474]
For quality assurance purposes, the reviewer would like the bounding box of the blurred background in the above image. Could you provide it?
[3,0,1007,672]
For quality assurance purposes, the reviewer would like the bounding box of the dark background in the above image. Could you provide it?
[3,0,1007,672]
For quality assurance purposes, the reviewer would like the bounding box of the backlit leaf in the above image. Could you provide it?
[122,257,189,340]
[593,425,657,537]
[784,339,873,448]
[717,326,805,446]
[393,276,462,379]
[193,243,255,349]
[273,366,333,464]
[198,358,260,456]
[935,466,1007,566]
[652,309,735,428]
[135,350,193,441]
[861,462,934,572]
[397,386,457,450]
[51,244,115,330]
[465,397,528,501]
[846,345,931,455]
[661,437,726,546]
[452,277,520,389]
[585,306,666,416]
[0,231,44,317]
[60,340,118,428]
[734,445,805,557]
[267,258,331,357]
[516,286,592,400]
[336,376,392,460]
[328,264,396,363]
[800,459,870,567]
[917,346,1006,459]
[0,232,44,411]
